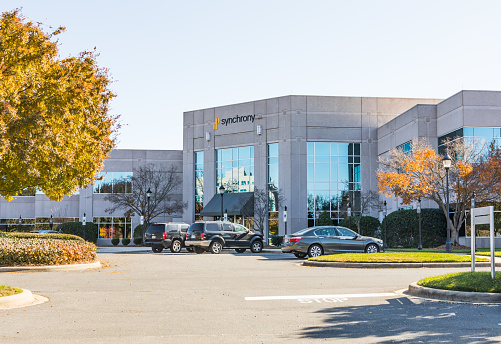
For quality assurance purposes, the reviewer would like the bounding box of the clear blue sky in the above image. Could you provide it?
[3,1,501,150]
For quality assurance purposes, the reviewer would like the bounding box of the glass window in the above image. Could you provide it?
[205,223,219,232]
[216,146,254,193]
[94,172,132,194]
[336,227,357,237]
[235,224,247,232]
[222,223,234,231]
[307,141,361,226]
[195,151,204,218]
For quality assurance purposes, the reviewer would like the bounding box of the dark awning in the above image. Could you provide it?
[200,192,254,217]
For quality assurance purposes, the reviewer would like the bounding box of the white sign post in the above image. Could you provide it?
[470,205,496,279]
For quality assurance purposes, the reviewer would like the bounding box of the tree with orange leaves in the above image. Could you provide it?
[377,138,501,246]
[0,9,118,201]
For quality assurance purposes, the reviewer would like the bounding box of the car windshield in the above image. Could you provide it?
[292,228,315,236]
[146,225,165,234]
[187,223,204,234]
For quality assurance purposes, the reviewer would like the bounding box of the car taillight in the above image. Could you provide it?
[163,232,167,240]
[289,237,302,242]
[186,233,189,240]
[201,233,205,241]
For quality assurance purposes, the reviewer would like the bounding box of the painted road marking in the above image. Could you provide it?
[245,292,396,303]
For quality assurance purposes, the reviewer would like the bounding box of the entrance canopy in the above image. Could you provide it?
[200,192,254,217]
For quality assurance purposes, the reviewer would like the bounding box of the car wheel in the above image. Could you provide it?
[170,240,182,253]
[194,246,205,254]
[209,241,223,254]
[308,244,323,258]
[235,248,246,253]
[250,240,263,253]
[365,243,379,253]
[152,247,163,253]
[294,252,307,259]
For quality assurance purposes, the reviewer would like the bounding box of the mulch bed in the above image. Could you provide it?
[433,244,471,250]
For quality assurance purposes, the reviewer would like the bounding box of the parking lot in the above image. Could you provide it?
[1,250,500,343]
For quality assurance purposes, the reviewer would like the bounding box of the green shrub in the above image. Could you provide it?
[0,237,97,266]
[270,235,284,247]
[133,224,144,238]
[339,216,381,237]
[133,237,143,245]
[57,222,98,243]
[111,238,120,246]
[317,211,332,226]
[0,232,84,241]
[381,208,447,248]
[122,238,131,246]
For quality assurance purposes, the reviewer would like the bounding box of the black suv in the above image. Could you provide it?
[185,221,264,254]
[144,222,190,253]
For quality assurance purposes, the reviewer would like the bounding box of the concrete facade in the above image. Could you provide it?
[183,95,442,235]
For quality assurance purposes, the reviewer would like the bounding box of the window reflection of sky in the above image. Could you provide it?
[307,142,361,226]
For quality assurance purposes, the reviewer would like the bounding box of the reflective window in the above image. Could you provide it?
[268,143,280,236]
[94,217,132,239]
[438,127,501,155]
[94,172,132,194]
[307,142,361,226]
[195,151,204,220]
[216,146,254,193]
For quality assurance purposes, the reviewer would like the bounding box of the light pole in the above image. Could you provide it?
[417,197,422,251]
[383,201,387,249]
[18,216,22,230]
[49,215,53,231]
[347,202,352,229]
[443,153,452,253]
[471,192,476,252]
[82,213,86,241]
[224,208,228,222]
[219,185,225,221]
[284,206,288,235]
[146,188,152,227]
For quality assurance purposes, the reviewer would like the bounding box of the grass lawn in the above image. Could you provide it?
[388,248,471,253]
[0,285,22,297]
[418,272,501,293]
[308,252,489,263]
[476,251,501,257]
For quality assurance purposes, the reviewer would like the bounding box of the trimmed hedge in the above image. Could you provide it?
[111,238,120,246]
[122,238,131,246]
[0,236,97,266]
[339,216,381,238]
[133,237,143,245]
[0,232,84,241]
[270,235,284,247]
[57,222,98,243]
[381,208,447,248]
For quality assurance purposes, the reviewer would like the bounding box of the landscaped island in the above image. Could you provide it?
[308,252,489,263]
[0,232,97,266]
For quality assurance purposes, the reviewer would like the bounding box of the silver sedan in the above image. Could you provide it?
[281,226,384,258]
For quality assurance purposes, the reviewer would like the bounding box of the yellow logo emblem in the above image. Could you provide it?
[213,118,220,130]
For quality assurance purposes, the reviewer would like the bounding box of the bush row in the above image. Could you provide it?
[0,237,97,266]
[382,208,447,248]
[57,222,99,243]
[0,232,84,241]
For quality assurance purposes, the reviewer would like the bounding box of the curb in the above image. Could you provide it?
[302,261,501,269]
[0,289,48,310]
[0,261,101,273]
[407,282,501,303]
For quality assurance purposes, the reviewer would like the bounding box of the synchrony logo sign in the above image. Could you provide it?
[213,115,255,130]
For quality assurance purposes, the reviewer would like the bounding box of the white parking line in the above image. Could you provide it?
[245,292,396,301]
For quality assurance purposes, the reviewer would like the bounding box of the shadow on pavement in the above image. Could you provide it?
[298,297,501,343]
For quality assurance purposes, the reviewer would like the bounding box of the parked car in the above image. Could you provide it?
[144,222,190,253]
[281,226,384,258]
[184,221,264,254]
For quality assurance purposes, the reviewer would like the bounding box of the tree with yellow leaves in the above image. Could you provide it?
[0,9,118,201]
[377,138,501,246]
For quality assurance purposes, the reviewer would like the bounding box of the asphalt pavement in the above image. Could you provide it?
[0,250,500,343]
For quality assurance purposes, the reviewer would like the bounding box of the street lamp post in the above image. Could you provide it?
[471,192,476,252]
[383,201,387,249]
[224,208,228,222]
[219,185,225,221]
[82,213,86,241]
[49,215,53,231]
[284,206,288,235]
[146,188,152,227]
[443,153,452,253]
[417,197,422,251]
[347,202,352,229]
[18,216,22,230]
